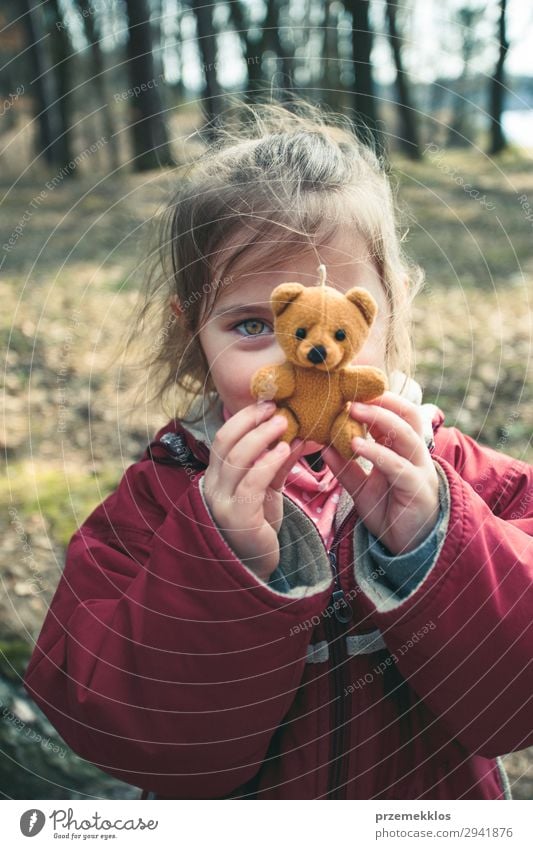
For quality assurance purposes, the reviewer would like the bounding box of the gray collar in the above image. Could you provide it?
[180,392,226,447]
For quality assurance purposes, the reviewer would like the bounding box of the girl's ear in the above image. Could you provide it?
[169,294,183,317]
[271,282,304,317]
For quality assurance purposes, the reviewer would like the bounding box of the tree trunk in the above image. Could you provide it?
[124,0,174,171]
[385,0,420,159]
[274,0,294,91]
[263,0,293,94]
[171,4,187,102]
[489,0,509,155]
[19,0,57,165]
[226,0,263,94]
[227,0,294,99]
[345,0,382,154]
[323,0,342,108]
[446,8,482,148]
[47,0,73,167]
[151,0,164,79]
[190,0,223,132]
[75,0,120,172]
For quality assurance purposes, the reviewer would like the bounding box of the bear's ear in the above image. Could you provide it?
[345,287,378,326]
[271,282,305,317]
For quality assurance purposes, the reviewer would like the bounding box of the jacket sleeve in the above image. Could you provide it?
[24,468,333,798]
[354,428,533,758]
[360,503,447,598]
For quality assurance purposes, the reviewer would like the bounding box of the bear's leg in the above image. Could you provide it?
[275,406,300,446]
[330,406,366,460]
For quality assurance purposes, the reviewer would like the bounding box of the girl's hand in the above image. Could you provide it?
[203,402,306,582]
[322,392,440,555]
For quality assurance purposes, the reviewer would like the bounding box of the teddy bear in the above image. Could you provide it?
[250,265,388,459]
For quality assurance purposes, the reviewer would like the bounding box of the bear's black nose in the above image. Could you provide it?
[307,345,327,364]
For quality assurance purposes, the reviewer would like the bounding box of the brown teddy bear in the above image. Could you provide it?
[250,265,388,459]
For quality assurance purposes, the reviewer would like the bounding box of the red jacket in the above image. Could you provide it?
[24,403,533,799]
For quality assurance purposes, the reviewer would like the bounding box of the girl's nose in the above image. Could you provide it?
[307,345,327,364]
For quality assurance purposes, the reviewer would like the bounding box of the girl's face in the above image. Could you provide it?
[198,233,389,437]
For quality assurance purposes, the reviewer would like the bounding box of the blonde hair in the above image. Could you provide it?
[127,97,424,422]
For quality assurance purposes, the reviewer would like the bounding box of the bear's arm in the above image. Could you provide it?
[340,366,388,402]
[251,362,296,402]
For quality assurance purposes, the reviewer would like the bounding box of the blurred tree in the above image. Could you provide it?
[151,0,164,78]
[262,0,294,94]
[488,0,508,154]
[0,1,25,131]
[74,0,120,172]
[226,0,264,94]
[124,0,174,170]
[172,2,187,102]
[323,0,342,108]
[384,0,421,159]
[177,3,191,101]
[344,0,382,153]
[226,0,293,99]
[18,0,56,163]
[446,4,485,147]
[46,0,73,166]
[190,0,223,131]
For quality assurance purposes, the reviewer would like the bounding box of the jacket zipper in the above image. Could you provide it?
[323,426,437,798]
[325,520,356,800]
[269,490,357,799]
[316,509,354,799]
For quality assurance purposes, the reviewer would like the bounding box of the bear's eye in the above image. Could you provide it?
[335,329,346,341]
[295,328,307,340]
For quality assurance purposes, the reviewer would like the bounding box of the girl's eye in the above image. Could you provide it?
[335,329,346,341]
[234,318,272,337]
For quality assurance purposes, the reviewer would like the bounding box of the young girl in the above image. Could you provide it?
[24,101,533,800]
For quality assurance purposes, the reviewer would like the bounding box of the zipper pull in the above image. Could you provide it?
[329,551,353,624]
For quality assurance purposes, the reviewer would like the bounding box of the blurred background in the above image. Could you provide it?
[1,0,532,799]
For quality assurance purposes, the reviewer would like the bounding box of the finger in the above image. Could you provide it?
[352,437,419,490]
[360,391,425,439]
[219,414,289,493]
[350,401,427,465]
[237,440,294,497]
[321,444,369,496]
[269,438,308,491]
[210,401,277,472]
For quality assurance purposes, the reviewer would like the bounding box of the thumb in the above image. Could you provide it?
[270,438,306,490]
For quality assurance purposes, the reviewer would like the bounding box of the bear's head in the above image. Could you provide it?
[271,282,378,372]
